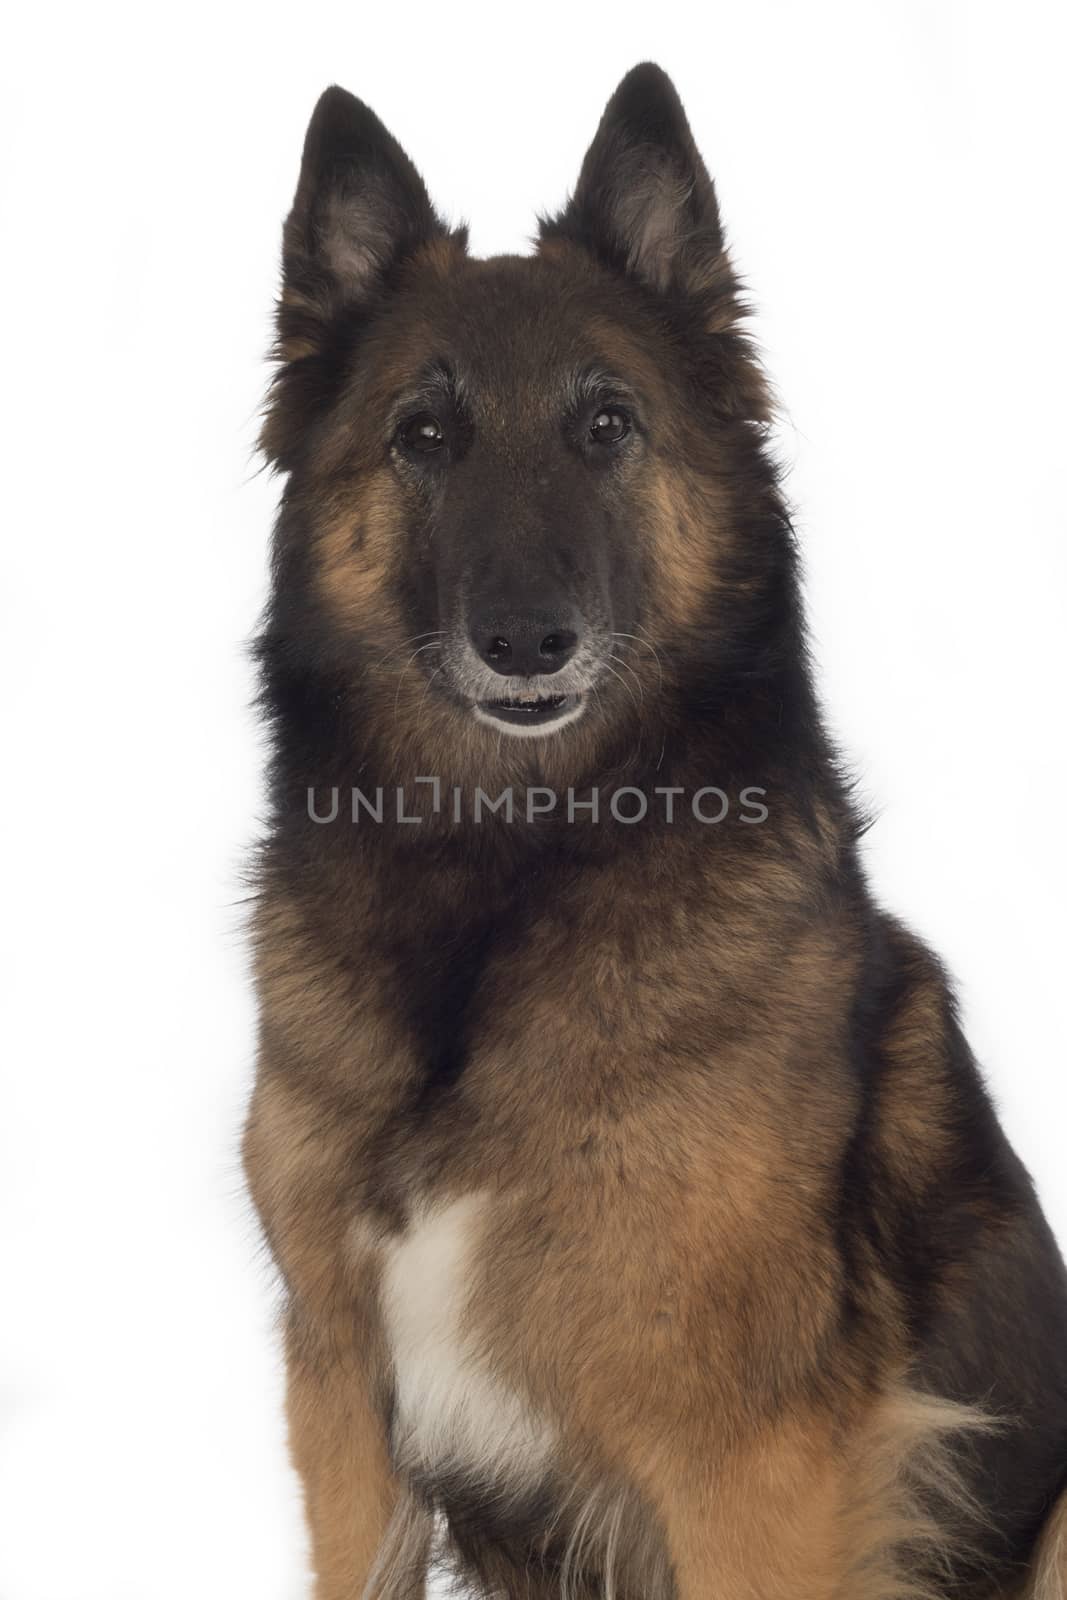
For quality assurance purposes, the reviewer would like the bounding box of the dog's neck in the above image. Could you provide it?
[260,655,851,899]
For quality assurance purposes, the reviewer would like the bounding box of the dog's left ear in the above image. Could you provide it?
[541,64,726,301]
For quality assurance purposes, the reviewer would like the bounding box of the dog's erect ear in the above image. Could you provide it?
[263,88,460,465]
[541,64,726,299]
[284,86,448,309]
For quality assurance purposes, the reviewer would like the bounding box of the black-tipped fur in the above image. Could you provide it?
[245,65,1067,1600]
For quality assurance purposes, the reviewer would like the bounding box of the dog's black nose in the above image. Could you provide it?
[470,606,582,677]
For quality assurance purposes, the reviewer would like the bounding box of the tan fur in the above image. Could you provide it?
[1016,1489,1067,1599]
[244,581,1056,1598]
[835,1388,995,1600]
[316,468,407,627]
[646,1387,988,1600]
[637,462,731,633]
[246,827,1023,1597]
[285,1311,400,1600]
[248,78,1066,1597]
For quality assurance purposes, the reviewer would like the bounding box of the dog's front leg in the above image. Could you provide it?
[641,1412,850,1600]
[284,1309,406,1600]
[646,1392,983,1600]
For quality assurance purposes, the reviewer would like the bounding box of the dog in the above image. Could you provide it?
[243,64,1067,1598]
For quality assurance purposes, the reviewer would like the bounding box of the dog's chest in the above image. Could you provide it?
[379,1193,555,1491]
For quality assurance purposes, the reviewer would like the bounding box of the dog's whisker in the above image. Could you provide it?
[392,641,443,718]
[373,631,445,673]
[600,659,640,715]
[607,651,644,704]
[419,663,445,705]
[612,629,664,692]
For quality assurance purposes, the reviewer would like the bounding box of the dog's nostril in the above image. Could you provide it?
[539,630,578,662]
[472,610,582,675]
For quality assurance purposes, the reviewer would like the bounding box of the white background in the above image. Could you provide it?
[2,3,1064,1596]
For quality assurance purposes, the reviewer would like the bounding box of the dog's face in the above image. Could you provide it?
[263,66,780,769]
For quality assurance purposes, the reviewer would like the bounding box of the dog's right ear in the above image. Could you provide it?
[283,86,449,316]
[263,88,459,467]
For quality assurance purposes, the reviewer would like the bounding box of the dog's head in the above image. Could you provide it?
[262,65,790,777]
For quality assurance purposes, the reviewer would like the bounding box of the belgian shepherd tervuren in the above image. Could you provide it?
[243,64,1067,1599]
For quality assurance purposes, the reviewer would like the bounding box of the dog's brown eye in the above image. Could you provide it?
[590,409,630,444]
[399,413,445,453]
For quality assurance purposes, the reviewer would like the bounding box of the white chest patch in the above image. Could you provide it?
[381,1193,555,1493]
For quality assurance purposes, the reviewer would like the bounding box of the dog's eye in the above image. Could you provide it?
[398,413,445,454]
[589,409,630,445]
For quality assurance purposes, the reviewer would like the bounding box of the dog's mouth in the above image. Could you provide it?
[474,690,584,733]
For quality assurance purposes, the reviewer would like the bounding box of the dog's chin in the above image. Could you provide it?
[472,691,587,739]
